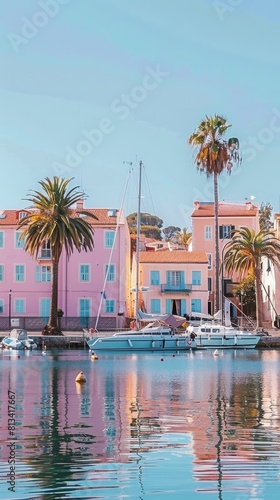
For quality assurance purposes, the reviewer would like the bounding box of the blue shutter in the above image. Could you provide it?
[191,299,201,313]
[181,299,186,316]
[150,270,159,285]
[166,299,171,314]
[166,271,171,287]
[41,298,50,318]
[35,266,41,282]
[151,299,160,314]
[180,271,185,287]
[192,271,201,285]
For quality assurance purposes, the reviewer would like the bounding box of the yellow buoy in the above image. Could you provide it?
[214,349,219,356]
[75,371,86,383]
[91,351,99,361]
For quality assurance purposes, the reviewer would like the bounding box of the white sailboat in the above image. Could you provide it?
[86,160,196,352]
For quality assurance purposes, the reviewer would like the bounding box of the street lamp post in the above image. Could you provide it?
[221,244,227,326]
[220,227,235,326]
[240,289,244,329]
[8,289,12,328]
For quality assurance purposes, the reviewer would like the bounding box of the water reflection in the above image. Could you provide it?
[0,349,280,498]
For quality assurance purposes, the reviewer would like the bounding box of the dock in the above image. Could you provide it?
[1,329,280,349]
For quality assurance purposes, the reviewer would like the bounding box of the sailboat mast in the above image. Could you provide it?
[135,160,143,330]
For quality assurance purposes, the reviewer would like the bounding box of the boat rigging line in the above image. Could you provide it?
[94,162,133,332]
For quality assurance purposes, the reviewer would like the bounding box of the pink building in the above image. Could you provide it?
[261,212,280,327]
[191,200,259,316]
[0,203,131,330]
[131,249,209,317]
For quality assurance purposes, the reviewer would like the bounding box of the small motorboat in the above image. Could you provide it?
[1,329,37,350]
[186,322,262,349]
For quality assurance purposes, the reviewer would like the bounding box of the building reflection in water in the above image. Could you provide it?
[0,349,280,497]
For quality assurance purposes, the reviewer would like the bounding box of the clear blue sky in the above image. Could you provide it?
[1,0,280,228]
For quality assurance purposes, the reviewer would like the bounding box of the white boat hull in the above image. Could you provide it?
[194,333,261,349]
[87,334,196,352]
[1,329,37,350]
[187,323,261,349]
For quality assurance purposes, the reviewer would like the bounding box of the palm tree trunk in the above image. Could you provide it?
[255,267,263,328]
[49,256,59,331]
[213,172,220,315]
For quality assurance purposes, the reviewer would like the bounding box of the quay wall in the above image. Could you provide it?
[1,333,280,349]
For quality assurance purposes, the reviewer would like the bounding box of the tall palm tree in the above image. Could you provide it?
[18,176,97,335]
[188,115,240,314]
[223,227,280,327]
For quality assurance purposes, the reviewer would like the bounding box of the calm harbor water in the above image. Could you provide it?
[1,347,280,499]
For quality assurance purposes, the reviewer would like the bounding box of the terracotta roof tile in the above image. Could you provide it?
[139,250,208,264]
[0,208,119,226]
[192,202,258,217]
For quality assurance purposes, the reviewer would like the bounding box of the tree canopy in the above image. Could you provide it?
[162,226,181,241]
[127,212,163,241]
[223,227,280,327]
[19,176,97,334]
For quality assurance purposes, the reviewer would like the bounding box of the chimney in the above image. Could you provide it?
[76,199,84,211]
[194,201,200,210]
[245,201,252,210]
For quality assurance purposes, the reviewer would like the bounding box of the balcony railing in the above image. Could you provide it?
[161,284,192,294]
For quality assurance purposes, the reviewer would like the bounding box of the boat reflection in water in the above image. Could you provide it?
[0,349,280,499]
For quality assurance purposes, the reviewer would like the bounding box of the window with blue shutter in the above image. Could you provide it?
[0,265,3,281]
[15,231,24,248]
[105,231,115,248]
[151,299,160,314]
[191,299,201,313]
[79,298,90,327]
[80,264,90,282]
[15,265,24,282]
[41,298,50,319]
[192,271,201,285]
[80,298,90,317]
[166,271,183,289]
[42,266,52,282]
[0,232,3,248]
[106,264,115,281]
[15,299,25,314]
[219,225,235,239]
[105,299,115,313]
[150,270,160,285]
